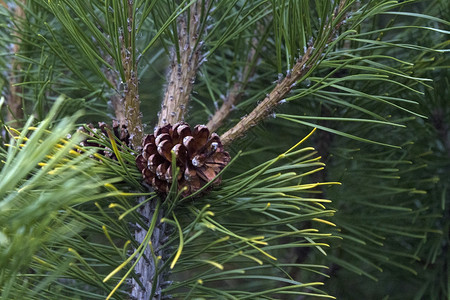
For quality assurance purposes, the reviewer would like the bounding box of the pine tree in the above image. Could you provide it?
[0,0,448,299]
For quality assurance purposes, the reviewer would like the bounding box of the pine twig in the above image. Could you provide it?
[125,1,162,298]
[5,0,25,128]
[121,0,142,150]
[219,46,315,146]
[158,0,208,127]
[131,197,167,300]
[220,1,347,147]
[206,35,259,132]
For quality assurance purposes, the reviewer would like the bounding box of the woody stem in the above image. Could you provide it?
[158,0,207,127]
[206,34,260,133]
[6,0,25,128]
[220,0,347,147]
[121,0,143,150]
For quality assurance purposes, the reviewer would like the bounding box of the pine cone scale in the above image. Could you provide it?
[197,167,217,182]
[157,140,173,161]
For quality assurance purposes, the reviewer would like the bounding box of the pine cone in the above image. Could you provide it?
[78,120,130,159]
[135,122,230,196]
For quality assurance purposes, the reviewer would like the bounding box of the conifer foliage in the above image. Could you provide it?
[0,0,448,299]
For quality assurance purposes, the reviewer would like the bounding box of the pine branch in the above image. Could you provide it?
[131,197,167,300]
[158,0,207,127]
[122,0,142,150]
[206,34,259,132]
[219,45,313,146]
[220,1,347,146]
[5,0,25,128]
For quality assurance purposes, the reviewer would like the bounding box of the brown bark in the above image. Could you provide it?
[220,46,316,146]
[121,1,143,150]
[158,1,207,127]
[206,36,259,132]
[6,1,25,128]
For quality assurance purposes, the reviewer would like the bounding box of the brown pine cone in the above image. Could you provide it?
[135,122,230,196]
[78,120,130,159]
